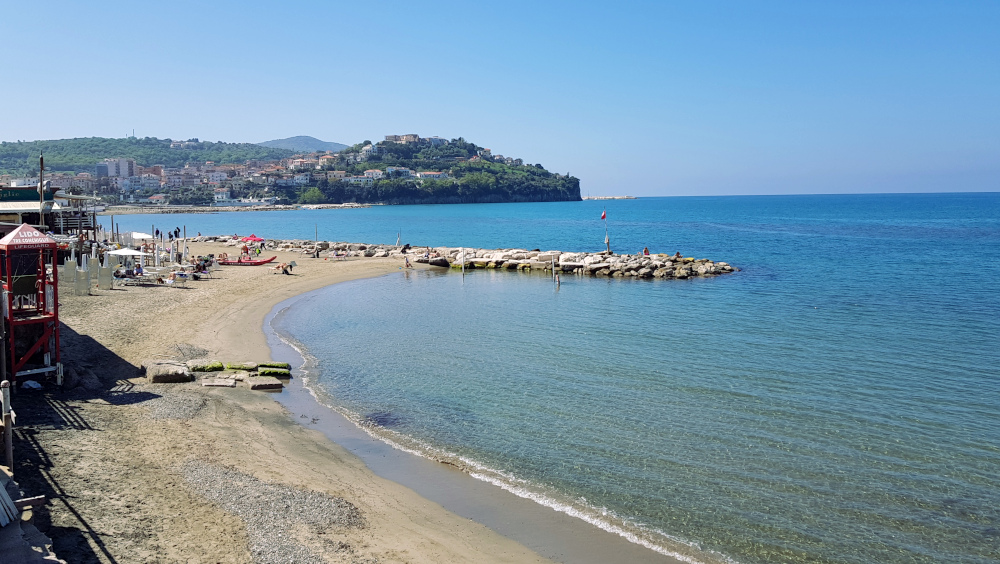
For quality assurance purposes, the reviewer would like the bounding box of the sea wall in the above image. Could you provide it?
[196,235,739,280]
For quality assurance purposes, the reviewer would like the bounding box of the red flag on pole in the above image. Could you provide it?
[601,209,606,220]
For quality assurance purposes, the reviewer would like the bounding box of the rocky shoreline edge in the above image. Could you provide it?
[200,235,739,280]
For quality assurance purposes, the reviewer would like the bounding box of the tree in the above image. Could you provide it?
[299,187,326,204]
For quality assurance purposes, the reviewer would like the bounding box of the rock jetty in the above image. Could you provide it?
[194,235,739,280]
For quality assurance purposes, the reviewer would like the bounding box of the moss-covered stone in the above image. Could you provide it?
[258,367,291,378]
[187,359,224,372]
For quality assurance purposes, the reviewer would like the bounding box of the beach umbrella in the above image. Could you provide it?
[242,234,264,242]
[107,249,150,256]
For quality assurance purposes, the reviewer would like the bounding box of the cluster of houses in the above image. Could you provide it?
[0,133,528,207]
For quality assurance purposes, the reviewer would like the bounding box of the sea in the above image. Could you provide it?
[104,193,1000,564]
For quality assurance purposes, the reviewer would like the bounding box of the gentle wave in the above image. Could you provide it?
[268,304,736,564]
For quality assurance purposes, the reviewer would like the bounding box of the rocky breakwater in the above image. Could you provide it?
[436,248,738,279]
[193,236,738,280]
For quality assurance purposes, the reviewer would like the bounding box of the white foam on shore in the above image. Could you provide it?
[267,297,738,564]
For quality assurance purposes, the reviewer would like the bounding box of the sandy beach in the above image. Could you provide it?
[11,243,553,563]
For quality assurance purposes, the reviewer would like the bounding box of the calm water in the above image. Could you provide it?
[112,194,1000,563]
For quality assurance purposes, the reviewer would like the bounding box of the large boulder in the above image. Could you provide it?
[142,360,193,383]
[428,257,450,268]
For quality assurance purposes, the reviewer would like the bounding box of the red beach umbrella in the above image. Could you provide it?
[242,234,264,242]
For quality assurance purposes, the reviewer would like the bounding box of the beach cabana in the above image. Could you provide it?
[0,224,61,385]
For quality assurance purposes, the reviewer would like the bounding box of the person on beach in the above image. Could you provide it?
[643,247,650,255]
[674,251,682,259]
[404,255,412,268]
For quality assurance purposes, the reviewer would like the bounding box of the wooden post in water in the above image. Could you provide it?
[2,380,12,474]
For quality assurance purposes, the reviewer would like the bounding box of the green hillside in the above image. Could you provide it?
[0,137,295,175]
[273,137,581,205]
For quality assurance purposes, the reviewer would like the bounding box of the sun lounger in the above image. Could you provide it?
[164,272,189,288]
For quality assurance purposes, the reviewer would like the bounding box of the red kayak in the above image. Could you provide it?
[218,256,277,266]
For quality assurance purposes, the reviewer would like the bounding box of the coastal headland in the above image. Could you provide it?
[7,238,692,563]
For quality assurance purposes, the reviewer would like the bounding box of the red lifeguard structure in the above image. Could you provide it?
[0,224,60,385]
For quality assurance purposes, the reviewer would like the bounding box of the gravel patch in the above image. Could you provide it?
[144,391,206,420]
[182,460,365,563]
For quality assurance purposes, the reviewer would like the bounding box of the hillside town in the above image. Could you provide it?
[0,134,532,207]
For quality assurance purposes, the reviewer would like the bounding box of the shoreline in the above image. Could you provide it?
[16,240,685,563]
[262,282,688,564]
[18,244,549,563]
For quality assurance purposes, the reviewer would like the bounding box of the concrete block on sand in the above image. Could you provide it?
[186,359,225,372]
[142,360,193,383]
[202,378,237,388]
[248,376,283,390]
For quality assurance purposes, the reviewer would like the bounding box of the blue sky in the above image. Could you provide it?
[1,1,997,196]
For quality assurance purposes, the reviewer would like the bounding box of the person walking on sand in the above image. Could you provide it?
[404,255,412,268]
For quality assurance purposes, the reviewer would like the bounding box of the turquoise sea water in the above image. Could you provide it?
[109,194,1000,563]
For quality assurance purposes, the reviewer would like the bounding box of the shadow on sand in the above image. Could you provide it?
[10,323,161,564]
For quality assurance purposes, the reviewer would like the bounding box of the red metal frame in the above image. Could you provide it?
[0,225,60,383]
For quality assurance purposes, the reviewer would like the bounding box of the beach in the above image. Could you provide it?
[14,192,999,564]
[12,243,557,563]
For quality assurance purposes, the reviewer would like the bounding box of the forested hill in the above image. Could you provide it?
[291,137,581,205]
[0,137,294,175]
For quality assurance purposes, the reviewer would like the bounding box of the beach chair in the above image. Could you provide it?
[164,272,188,288]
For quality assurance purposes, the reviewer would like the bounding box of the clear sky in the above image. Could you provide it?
[1,1,997,196]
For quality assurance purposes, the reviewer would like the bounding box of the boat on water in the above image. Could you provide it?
[217,256,277,266]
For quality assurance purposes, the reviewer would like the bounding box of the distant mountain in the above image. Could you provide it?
[257,136,348,153]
